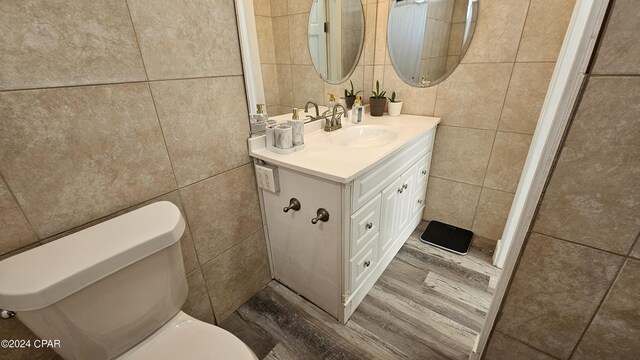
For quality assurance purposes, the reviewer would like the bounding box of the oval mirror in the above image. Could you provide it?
[388,0,478,87]
[308,0,365,84]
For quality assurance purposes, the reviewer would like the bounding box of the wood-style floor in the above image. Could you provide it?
[220,221,501,360]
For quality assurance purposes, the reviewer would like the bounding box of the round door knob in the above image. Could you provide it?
[283,198,301,213]
[364,260,371,267]
[417,199,423,204]
[366,222,373,230]
[311,208,330,224]
[403,183,408,189]
[398,187,404,193]
[422,170,427,175]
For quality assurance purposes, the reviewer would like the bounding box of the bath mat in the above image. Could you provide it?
[420,221,473,255]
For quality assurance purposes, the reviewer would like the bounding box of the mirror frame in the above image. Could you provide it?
[308,0,366,85]
[387,0,478,88]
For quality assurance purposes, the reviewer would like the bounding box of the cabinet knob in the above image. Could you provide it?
[403,183,408,190]
[417,199,423,204]
[422,170,427,175]
[283,198,301,213]
[397,187,404,194]
[311,208,330,224]
[364,260,371,267]
[366,222,373,230]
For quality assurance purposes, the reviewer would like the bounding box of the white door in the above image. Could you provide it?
[379,177,403,257]
[397,162,420,232]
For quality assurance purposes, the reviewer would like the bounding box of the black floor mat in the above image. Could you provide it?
[420,221,473,255]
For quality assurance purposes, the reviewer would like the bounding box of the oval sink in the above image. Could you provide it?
[330,125,397,149]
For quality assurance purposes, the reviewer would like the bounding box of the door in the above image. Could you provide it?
[379,176,403,257]
[397,162,420,232]
[309,0,328,77]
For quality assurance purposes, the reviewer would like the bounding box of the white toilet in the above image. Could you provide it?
[0,201,258,360]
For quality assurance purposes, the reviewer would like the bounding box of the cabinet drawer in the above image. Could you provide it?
[349,234,379,292]
[350,194,381,257]
[352,130,434,211]
[415,152,432,188]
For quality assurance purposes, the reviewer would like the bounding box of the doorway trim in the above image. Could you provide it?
[473,0,610,357]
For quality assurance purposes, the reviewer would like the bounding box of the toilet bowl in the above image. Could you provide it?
[0,201,258,360]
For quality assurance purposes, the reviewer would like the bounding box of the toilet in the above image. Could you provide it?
[0,201,258,360]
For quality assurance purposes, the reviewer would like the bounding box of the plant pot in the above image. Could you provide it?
[369,97,387,117]
[387,100,403,116]
[344,96,356,109]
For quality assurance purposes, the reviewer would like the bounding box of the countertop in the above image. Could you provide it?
[248,113,440,183]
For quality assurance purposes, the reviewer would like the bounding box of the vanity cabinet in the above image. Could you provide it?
[260,127,436,323]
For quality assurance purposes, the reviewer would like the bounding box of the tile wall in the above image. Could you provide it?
[485,0,640,358]
[255,0,577,242]
[0,0,270,358]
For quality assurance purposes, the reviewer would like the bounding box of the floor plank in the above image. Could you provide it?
[224,220,501,359]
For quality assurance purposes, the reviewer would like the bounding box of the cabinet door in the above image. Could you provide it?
[397,162,420,232]
[379,176,403,256]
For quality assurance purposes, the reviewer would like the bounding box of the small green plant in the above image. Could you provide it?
[344,80,362,97]
[388,91,399,103]
[371,80,386,99]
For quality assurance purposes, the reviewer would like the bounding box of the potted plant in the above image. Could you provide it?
[387,91,403,116]
[369,80,387,117]
[343,80,362,109]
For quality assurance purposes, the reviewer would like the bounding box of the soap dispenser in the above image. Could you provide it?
[250,104,269,132]
[327,93,336,112]
[352,95,364,124]
[288,108,304,147]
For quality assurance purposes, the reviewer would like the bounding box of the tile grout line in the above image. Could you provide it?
[530,230,633,259]
[198,227,266,271]
[124,0,180,191]
[496,330,562,360]
[469,0,533,232]
[0,172,41,245]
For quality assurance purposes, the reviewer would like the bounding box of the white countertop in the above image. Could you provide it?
[248,113,440,183]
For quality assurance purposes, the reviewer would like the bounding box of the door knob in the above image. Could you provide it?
[311,208,330,224]
[364,260,371,267]
[366,222,373,230]
[283,198,301,213]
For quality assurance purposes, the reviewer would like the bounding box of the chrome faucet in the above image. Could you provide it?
[304,101,320,120]
[324,104,345,132]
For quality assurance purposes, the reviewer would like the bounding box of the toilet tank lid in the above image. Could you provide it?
[0,201,185,312]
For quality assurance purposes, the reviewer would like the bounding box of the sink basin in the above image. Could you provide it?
[330,125,397,149]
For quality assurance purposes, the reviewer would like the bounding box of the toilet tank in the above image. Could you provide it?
[0,201,188,360]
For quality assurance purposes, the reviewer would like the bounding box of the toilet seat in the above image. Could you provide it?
[116,311,258,360]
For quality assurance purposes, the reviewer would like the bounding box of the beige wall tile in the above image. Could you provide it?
[423,177,482,229]
[324,66,364,107]
[272,16,291,65]
[128,0,242,80]
[497,233,624,359]
[255,15,276,64]
[202,229,271,322]
[180,164,263,265]
[253,0,271,17]
[0,178,37,255]
[271,0,288,16]
[461,0,530,63]
[434,63,513,130]
[289,13,312,65]
[517,0,577,62]
[631,241,640,260]
[484,332,555,360]
[277,64,294,108]
[383,65,437,116]
[0,84,176,239]
[288,0,313,15]
[363,3,377,65]
[183,269,216,324]
[291,65,324,108]
[430,126,495,186]
[484,132,533,193]
[0,0,145,91]
[374,0,389,65]
[533,77,640,255]
[471,188,514,241]
[499,63,555,135]
[592,0,640,74]
[262,64,281,107]
[150,77,250,188]
[573,259,640,360]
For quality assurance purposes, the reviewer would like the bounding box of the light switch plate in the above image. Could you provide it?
[255,164,280,193]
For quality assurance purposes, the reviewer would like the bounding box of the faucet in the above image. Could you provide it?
[325,104,345,132]
[304,101,319,120]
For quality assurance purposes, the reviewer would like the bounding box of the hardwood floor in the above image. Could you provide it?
[220,221,501,360]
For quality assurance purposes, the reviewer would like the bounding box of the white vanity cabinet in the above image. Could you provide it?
[258,125,436,323]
